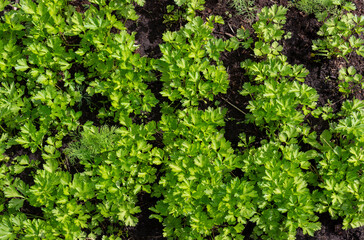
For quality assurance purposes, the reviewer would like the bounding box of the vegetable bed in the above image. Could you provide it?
[0,0,363,239]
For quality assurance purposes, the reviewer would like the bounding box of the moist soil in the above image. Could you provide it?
[121,0,364,239]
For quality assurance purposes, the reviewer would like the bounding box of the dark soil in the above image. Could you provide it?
[126,192,165,240]
[296,213,364,240]
[122,0,364,239]
[125,0,176,58]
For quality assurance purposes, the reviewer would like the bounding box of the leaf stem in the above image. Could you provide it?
[309,164,323,182]
[220,96,246,115]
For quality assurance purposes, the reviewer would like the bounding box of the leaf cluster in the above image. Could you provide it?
[0,1,364,240]
[293,0,355,21]
[313,12,364,61]
[156,15,239,107]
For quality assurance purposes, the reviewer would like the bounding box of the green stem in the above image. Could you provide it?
[0,125,6,133]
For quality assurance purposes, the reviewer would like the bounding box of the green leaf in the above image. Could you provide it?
[347,66,356,75]
[20,0,36,14]
[343,2,356,11]
[7,199,25,210]
[125,215,138,226]
[320,130,334,150]
[0,0,9,12]
[88,0,105,4]
[169,163,182,173]
[150,213,163,222]
[85,15,108,30]
[4,185,24,198]
[0,221,16,240]
[12,165,26,174]
[14,59,29,72]
[55,58,71,71]
[302,221,321,236]
[43,159,59,173]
